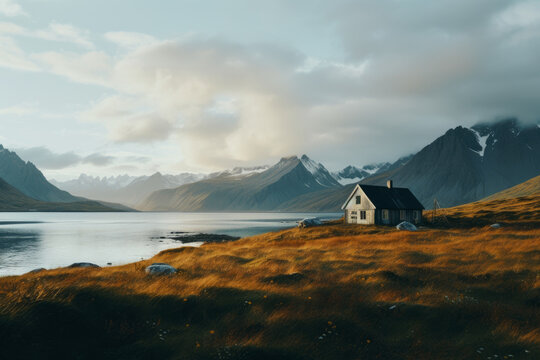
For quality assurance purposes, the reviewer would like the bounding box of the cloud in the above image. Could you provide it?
[104,31,157,49]
[0,35,39,71]
[0,104,37,116]
[33,50,111,85]
[0,0,25,17]
[34,22,94,49]
[82,153,114,166]
[14,147,115,169]
[6,0,540,170]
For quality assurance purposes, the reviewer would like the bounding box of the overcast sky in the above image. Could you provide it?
[1,0,539,180]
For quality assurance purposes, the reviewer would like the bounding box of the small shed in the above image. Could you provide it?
[341,180,424,225]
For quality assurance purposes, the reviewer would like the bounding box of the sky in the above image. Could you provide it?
[1,0,539,181]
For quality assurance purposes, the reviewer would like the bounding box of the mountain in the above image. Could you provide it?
[51,174,136,195]
[208,165,270,178]
[0,177,116,212]
[483,174,540,201]
[361,118,540,208]
[53,172,206,206]
[333,155,413,185]
[0,145,79,202]
[139,155,341,211]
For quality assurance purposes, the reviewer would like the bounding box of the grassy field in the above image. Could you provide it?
[0,196,539,359]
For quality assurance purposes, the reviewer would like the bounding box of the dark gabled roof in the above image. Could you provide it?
[342,184,424,210]
[360,185,424,210]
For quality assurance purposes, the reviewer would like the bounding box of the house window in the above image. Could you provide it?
[360,211,366,220]
[400,210,406,220]
[382,209,389,220]
[350,211,357,220]
[413,211,420,221]
[355,195,361,205]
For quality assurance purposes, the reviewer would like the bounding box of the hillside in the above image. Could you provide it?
[0,178,118,212]
[483,174,540,201]
[140,155,341,211]
[1,195,538,359]
[0,145,80,203]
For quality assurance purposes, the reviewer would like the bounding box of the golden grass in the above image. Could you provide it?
[1,196,539,359]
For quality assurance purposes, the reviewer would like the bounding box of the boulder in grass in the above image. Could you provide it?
[145,263,177,276]
[490,223,501,229]
[298,218,322,228]
[396,221,417,231]
[68,262,100,268]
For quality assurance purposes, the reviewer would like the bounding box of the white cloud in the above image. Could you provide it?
[0,103,37,116]
[14,146,115,169]
[4,1,540,171]
[35,22,94,49]
[0,0,25,17]
[0,35,39,71]
[33,50,112,86]
[104,31,157,49]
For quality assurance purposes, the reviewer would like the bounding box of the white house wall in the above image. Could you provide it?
[344,186,376,224]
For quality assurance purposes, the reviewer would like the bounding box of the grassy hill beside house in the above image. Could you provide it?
[1,194,539,359]
[0,178,119,212]
[483,174,540,201]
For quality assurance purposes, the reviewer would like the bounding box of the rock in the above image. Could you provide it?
[490,223,501,228]
[68,262,100,268]
[298,218,323,228]
[167,232,240,243]
[27,268,46,274]
[145,263,177,275]
[396,221,417,231]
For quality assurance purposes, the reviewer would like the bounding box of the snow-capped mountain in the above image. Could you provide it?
[363,118,540,208]
[209,165,270,178]
[333,163,388,185]
[140,155,341,211]
[52,174,137,192]
[300,155,341,188]
[333,155,413,185]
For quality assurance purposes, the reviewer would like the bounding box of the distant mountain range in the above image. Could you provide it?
[10,117,538,213]
[52,172,207,206]
[138,118,540,212]
[332,155,413,185]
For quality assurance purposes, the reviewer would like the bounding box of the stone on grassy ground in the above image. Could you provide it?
[68,262,100,268]
[145,263,177,275]
[396,221,417,231]
[490,223,501,228]
[298,218,322,228]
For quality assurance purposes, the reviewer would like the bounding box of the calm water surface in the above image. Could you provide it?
[0,212,340,276]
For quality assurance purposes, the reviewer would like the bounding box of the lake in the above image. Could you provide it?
[0,212,341,276]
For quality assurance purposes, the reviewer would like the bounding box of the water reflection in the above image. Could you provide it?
[0,212,341,276]
[0,229,42,274]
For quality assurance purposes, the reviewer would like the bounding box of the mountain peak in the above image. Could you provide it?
[280,155,299,162]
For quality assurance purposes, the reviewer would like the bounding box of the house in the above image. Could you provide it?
[341,180,424,225]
